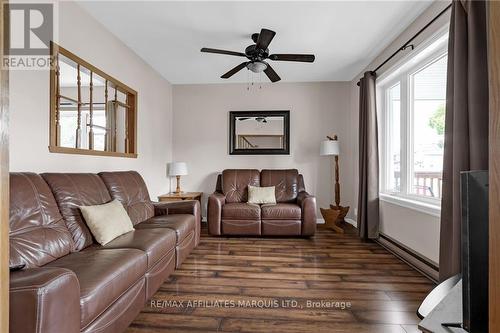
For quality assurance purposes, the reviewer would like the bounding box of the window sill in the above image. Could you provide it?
[379,193,441,218]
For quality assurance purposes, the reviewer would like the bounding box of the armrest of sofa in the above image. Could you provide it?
[10,267,81,333]
[297,191,317,236]
[207,192,226,235]
[152,200,201,246]
[152,200,200,216]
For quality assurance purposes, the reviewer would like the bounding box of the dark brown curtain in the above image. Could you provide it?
[358,71,380,240]
[439,0,489,281]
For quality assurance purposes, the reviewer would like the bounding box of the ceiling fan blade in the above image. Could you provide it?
[269,54,315,62]
[221,62,248,79]
[256,29,276,50]
[263,63,281,82]
[201,48,246,57]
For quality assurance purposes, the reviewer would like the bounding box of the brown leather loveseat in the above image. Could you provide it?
[207,169,316,236]
[8,171,200,333]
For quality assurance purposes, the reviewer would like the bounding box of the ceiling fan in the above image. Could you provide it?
[200,28,315,83]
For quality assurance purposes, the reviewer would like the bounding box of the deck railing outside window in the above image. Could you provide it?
[393,171,443,199]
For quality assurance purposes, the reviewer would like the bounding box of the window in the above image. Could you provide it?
[379,31,448,208]
[410,55,447,198]
[386,83,401,193]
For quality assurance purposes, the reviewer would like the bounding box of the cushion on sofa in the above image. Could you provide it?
[46,248,147,329]
[248,185,276,204]
[102,228,176,269]
[99,171,155,225]
[42,173,112,251]
[261,203,302,220]
[222,169,260,203]
[260,169,299,203]
[80,199,134,245]
[9,173,74,268]
[222,203,261,220]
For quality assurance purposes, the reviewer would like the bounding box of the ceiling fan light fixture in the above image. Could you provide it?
[201,28,315,82]
[247,61,267,73]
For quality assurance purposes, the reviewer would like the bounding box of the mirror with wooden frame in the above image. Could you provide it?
[229,110,290,155]
[50,42,137,158]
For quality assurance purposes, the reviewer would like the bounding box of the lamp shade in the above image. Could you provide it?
[167,162,188,176]
[320,140,340,156]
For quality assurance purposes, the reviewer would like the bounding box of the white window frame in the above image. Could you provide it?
[377,28,448,216]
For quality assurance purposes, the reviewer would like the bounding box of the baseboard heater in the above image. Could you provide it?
[376,233,439,283]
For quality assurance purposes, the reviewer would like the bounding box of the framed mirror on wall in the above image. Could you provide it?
[49,42,138,158]
[229,110,290,155]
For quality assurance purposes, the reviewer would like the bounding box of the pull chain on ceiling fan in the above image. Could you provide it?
[201,28,315,83]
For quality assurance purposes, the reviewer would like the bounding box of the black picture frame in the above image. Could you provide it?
[229,110,290,155]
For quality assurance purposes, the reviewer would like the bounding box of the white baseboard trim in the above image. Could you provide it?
[317,217,357,228]
[377,233,439,282]
[345,218,357,228]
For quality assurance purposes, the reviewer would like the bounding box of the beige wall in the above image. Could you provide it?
[349,1,451,264]
[8,1,445,264]
[9,1,173,198]
[172,82,353,218]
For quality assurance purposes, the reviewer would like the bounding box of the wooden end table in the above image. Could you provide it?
[158,192,202,204]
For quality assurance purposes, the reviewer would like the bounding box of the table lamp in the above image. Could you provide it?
[167,162,188,194]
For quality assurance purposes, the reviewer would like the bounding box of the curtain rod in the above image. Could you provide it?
[356,3,452,86]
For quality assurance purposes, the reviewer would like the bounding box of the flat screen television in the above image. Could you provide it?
[461,170,488,332]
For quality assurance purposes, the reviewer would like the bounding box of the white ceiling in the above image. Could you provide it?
[78,1,433,84]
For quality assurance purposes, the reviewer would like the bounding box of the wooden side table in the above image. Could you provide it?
[158,192,202,205]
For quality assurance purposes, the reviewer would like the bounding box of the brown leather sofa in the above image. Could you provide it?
[207,169,316,236]
[8,171,200,333]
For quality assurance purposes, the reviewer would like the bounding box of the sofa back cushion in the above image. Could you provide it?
[9,173,74,268]
[222,169,260,203]
[42,173,112,251]
[98,171,154,224]
[260,169,299,203]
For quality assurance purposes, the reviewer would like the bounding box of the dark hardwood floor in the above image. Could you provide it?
[126,224,434,333]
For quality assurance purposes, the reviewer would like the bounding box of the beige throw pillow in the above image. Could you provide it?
[79,199,134,245]
[248,185,276,204]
